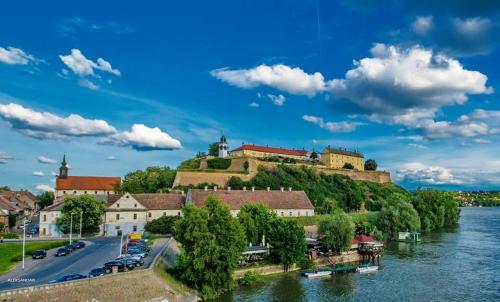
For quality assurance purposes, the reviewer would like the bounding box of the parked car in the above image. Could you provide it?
[115,255,144,266]
[32,250,47,259]
[128,240,145,246]
[27,229,38,236]
[126,249,146,258]
[103,260,135,274]
[128,245,150,253]
[55,248,69,257]
[65,244,74,253]
[88,268,104,277]
[72,241,85,249]
[49,274,87,284]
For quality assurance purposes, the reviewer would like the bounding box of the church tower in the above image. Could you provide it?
[218,135,228,158]
[59,155,68,179]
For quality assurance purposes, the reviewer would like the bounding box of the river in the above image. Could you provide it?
[218,207,500,301]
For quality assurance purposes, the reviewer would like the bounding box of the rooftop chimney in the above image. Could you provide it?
[204,186,208,191]
[243,186,247,191]
[251,186,255,192]
[266,187,270,191]
[214,186,218,191]
[280,187,284,192]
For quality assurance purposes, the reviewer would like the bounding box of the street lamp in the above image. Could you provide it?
[69,212,75,245]
[22,219,27,270]
[79,211,83,239]
[118,216,126,257]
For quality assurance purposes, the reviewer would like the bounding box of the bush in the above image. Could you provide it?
[206,158,232,169]
[178,158,200,170]
[297,257,314,269]
[238,271,260,285]
[364,159,377,171]
[145,216,179,235]
[282,158,297,164]
[0,233,19,239]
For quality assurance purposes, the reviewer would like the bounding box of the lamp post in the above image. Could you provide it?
[79,211,83,239]
[69,212,75,245]
[118,217,126,257]
[22,219,27,269]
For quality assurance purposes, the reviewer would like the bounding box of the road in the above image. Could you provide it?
[0,236,164,291]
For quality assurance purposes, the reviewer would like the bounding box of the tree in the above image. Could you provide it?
[412,189,460,232]
[342,163,354,169]
[310,151,319,162]
[0,222,4,232]
[378,193,421,238]
[145,216,179,235]
[55,195,106,235]
[208,142,219,157]
[206,158,231,169]
[178,158,200,170]
[243,160,249,171]
[237,204,276,245]
[364,159,377,171]
[174,197,246,299]
[122,166,177,193]
[0,186,10,192]
[268,218,306,272]
[318,210,355,253]
[38,191,54,209]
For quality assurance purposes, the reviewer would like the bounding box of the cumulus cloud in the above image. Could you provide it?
[0,46,37,65]
[59,18,135,35]
[78,78,99,90]
[38,156,57,164]
[100,124,182,151]
[412,16,433,35]
[0,152,13,164]
[0,102,117,139]
[35,184,54,192]
[32,171,45,177]
[328,44,492,116]
[396,162,463,185]
[60,49,120,77]
[211,64,325,96]
[303,115,364,133]
[267,94,286,106]
[248,102,260,108]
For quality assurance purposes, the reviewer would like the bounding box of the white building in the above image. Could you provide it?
[218,135,228,158]
[186,187,315,217]
[39,201,64,237]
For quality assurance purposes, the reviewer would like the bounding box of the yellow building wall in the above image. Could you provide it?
[321,153,364,170]
[231,149,307,160]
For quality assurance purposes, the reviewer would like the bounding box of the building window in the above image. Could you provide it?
[289,212,292,216]
[298,211,301,217]
[42,228,46,235]
[134,204,137,208]
[63,191,66,194]
[133,214,137,220]
[133,225,137,232]
[117,203,120,208]
[163,212,166,216]
[177,212,181,216]
[73,191,77,194]
[306,211,309,216]
[43,215,46,222]
[95,191,98,194]
[148,212,152,218]
[84,191,87,194]
[281,212,284,216]
[116,213,120,220]
[115,226,120,230]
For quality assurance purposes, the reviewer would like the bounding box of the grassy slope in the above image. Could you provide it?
[0,240,68,274]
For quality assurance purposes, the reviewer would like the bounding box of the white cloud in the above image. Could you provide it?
[473,138,491,144]
[78,78,99,90]
[0,102,117,139]
[38,156,57,164]
[101,124,182,151]
[408,143,428,149]
[248,102,260,108]
[396,162,463,185]
[328,44,492,115]
[107,156,117,160]
[453,17,492,37]
[32,171,45,177]
[303,115,363,133]
[211,64,325,96]
[35,184,54,192]
[267,94,286,106]
[0,46,36,65]
[59,49,121,77]
[0,152,13,164]
[418,119,489,139]
[412,16,433,35]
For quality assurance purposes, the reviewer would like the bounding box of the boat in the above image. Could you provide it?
[397,231,421,242]
[301,270,332,278]
[356,265,379,273]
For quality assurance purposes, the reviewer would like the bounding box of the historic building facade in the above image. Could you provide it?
[321,147,364,171]
[230,144,309,161]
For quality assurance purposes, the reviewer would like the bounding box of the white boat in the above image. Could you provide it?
[356,266,379,273]
[302,270,332,278]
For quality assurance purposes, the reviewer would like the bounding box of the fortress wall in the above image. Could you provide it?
[173,171,255,188]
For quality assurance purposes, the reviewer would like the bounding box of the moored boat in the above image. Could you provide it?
[301,270,332,278]
[356,265,379,273]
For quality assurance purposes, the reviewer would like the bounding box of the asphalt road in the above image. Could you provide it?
[0,236,164,291]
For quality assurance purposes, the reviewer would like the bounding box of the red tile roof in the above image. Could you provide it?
[107,193,184,210]
[188,189,314,210]
[231,144,308,157]
[351,234,376,244]
[41,201,65,212]
[0,195,23,212]
[324,147,364,158]
[56,176,121,191]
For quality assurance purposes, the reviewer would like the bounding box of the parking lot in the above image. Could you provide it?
[0,236,165,290]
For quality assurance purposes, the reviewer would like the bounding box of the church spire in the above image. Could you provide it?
[59,154,68,179]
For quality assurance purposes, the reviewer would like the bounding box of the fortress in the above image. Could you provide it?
[173,136,391,188]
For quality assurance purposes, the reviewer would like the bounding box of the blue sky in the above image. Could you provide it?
[0,1,499,192]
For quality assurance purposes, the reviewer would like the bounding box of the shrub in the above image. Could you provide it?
[179,158,200,170]
[145,216,179,235]
[364,159,377,171]
[206,158,232,169]
[238,271,260,285]
[0,233,19,239]
[297,257,314,269]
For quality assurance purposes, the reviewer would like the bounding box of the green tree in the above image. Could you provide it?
[378,193,421,238]
[243,160,249,171]
[208,142,219,157]
[122,166,177,193]
[55,195,106,235]
[268,218,306,272]
[144,216,179,234]
[0,186,10,192]
[178,158,200,170]
[174,197,246,299]
[412,189,460,232]
[310,151,319,162]
[318,210,355,253]
[38,191,54,209]
[237,204,276,245]
[364,159,377,171]
[342,163,354,169]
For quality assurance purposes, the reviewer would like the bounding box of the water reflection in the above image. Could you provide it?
[269,274,305,302]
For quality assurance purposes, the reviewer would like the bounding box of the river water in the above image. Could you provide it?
[218,207,500,301]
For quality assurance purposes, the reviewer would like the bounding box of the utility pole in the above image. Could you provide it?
[22,219,27,269]
[69,212,75,245]
[79,211,83,239]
